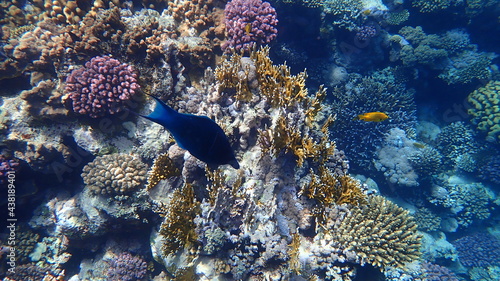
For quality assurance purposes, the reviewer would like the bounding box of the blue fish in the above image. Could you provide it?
[137,95,240,169]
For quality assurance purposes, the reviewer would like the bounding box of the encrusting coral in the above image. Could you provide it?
[333,195,422,269]
[82,153,148,195]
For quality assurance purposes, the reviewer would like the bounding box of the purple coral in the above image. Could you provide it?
[452,233,500,267]
[355,24,378,41]
[107,252,148,281]
[420,262,459,281]
[1,155,19,185]
[223,0,278,52]
[65,56,140,118]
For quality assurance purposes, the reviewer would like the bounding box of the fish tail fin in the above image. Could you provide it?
[353,115,361,121]
[141,94,177,124]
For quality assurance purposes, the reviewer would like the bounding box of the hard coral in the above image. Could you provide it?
[453,233,500,267]
[107,252,148,281]
[468,80,500,143]
[334,195,422,270]
[158,183,200,256]
[81,153,148,196]
[65,56,140,118]
[223,0,278,52]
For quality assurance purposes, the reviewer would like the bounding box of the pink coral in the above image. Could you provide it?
[65,56,140,118]
[223,0,278,52]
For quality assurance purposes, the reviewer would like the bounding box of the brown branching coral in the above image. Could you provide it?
[334,195,422,270]
[288,232,302,275]
[147,153,181,190]
[158,183,200,256]
[251,47,309,109]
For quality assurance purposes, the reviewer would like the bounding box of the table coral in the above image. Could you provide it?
[81,153,148,195]
[223,0,278,52]
[468,80,500,143]
[64,56,140,118]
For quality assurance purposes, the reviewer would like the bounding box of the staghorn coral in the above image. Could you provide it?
[158,183,200,256]
[146,153,181,190]
[64,56,140,118]
[453,233,500,267]
[468,80,500,143]
[107,252,148,281]
[223,0,278,52]
[333,195,422,269]
[81,153,148,196]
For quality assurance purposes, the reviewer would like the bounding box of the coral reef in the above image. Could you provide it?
[223,0,278,52]
[468,80,500,143]
[453,233,500,267]
[146,153,181,190]
[479,154,500,184]
[408,146,443,178]
[420,261,459,281]
[394,26,494,84]
[82,153,148,195]
[329,69,416,170]
[107,252,148,281]
[64,56,140,118]
[435,122,480,166]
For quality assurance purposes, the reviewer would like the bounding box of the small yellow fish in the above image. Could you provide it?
[413,142,425,149]
[245,23,252,35]
[354,112,389,122]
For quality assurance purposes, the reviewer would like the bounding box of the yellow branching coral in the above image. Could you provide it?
[259,115,335,167]
[300,167,366,209]
[215,52,253,102]
[147,153,181,190]
[251,46,308,108]
[468,80,500,143]
[334,195,422,270]
[288,232,302,275]
[158,183,200,256]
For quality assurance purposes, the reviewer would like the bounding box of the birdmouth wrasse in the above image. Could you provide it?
[354,112,389,122]
[134,95,240,169]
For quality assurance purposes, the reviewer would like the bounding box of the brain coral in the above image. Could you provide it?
[65,56,140,118]
[223,0,278,52]
[82,154,148,195]
[333,195,422,269]
[468,80,500,143]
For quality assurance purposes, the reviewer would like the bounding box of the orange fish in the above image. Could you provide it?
[354,112,389,122]
[245,23,252,35]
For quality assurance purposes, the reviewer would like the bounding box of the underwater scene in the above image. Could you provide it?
[0,0,499,280]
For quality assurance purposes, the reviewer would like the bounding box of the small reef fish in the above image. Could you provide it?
[354,112,389,122]
[137,95,240,169]
[245,23,252,35]
[413,142,426,149]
